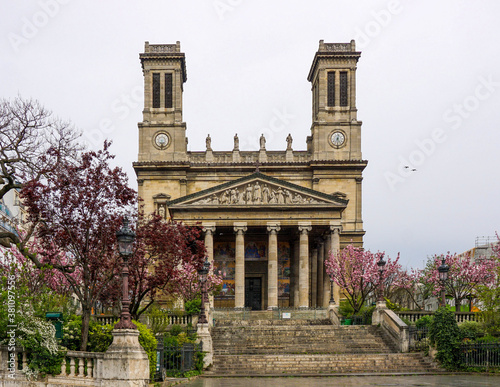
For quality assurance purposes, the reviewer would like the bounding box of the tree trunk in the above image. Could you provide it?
[455,297,461,312]
[80,307,91,351]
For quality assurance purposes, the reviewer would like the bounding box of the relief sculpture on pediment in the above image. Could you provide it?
[190,181,328,206]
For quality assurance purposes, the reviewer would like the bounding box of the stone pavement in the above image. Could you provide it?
[177,374,500,387]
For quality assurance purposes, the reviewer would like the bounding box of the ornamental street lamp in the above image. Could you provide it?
[329,275,335,305]
[438,257,449,308]
[197,257,210,324]
[115,217,136,330]
[377,256,386,303]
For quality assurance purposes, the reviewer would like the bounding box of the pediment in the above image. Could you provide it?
[167,173,348,208]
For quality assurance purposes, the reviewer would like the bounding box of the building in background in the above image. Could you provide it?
[133,40,367,310]
[0,186,25,237]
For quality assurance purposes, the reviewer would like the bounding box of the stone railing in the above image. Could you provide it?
[374,307,409,353]
[145,312,193,328]
[145,42,179,53]
[92,315,119,325]
[0,347,104,386]
[396,311,481,324]
[60,351,104,380]
[188,151,311,164]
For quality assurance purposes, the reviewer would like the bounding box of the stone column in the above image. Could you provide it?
[234,223,247,309]
[310,246,318,307]
[267,223,280,310]
[323,234,331,308]
[298,223,312,308]
[204,223,216,313]
[317,239,324,307]
[330,225,342,305]
[293,239,300,306]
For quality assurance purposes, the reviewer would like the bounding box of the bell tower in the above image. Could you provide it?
[138,41,187,162]
[307,40,362,161]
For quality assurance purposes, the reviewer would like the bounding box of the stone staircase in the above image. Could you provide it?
[207,319,442,375]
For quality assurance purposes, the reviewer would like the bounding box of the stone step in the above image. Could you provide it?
[208,353,441,375]
[209,322,436,375]
[211,324,396,354]
[214,318,332,326]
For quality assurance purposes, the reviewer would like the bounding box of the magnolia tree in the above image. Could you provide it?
[0,244,74,318]
[174,261,224,302]
[21,142,136,350]
[424,252,498,311]
[325,245,401,315]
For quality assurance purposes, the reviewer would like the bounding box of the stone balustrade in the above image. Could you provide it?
[396,311,481,324]
[0,347,104,386]
[92,315,119,325]
[61,351,104,379]
[146,312,193,328]
[188,151,310,164]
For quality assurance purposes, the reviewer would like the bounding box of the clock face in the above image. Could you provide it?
[330,131,345,148]
[154,133,169,149]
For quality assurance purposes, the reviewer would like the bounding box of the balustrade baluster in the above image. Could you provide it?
[22,352,28,369]
[61,357,67,376]
[69,357,76,377]
[78,357,84,376]
[87,358,93,378]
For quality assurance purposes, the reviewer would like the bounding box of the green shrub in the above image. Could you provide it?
[88,321,114,352]
[476,334,500,343]
[415,315,434,328]
[185,298,201,315]
[459,321,483,341]
[429,307,461,370]
[133,320,158,380]
[62,315,82,350]
[339,300,354,317]
[169,324,183,337]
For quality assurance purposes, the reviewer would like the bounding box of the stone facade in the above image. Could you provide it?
[133,40,367,310]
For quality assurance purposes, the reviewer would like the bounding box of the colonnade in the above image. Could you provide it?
[203,222,342,310]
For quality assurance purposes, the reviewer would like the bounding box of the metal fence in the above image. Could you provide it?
[155,342,202,381]
[408,326,430,352]
[460,343,500,368]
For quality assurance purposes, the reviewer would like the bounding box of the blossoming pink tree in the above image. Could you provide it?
[424,252,498,311]
[325,244,401,315]
[174,261,223,302]
[394,267,431,310]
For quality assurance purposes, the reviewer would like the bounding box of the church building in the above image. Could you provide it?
[133,40,367,310]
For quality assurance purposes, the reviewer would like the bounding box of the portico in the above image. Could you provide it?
[163,172,346,309]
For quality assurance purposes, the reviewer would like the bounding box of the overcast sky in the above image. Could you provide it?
[2,0,499,270]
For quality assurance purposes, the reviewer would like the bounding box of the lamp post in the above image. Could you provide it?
[114,217,136,330]
[197,257,210,324]
[438,257,449,308]
[329,276,335,304]
[377,255,386,303]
